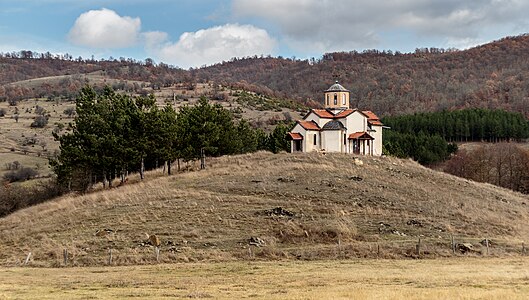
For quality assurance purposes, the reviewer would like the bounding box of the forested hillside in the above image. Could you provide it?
[2,35,529,117]
[197,35,529,117]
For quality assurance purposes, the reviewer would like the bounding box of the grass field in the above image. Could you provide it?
[0,258,527,299]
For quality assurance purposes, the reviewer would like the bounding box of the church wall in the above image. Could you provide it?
[322,130,343,152]
[345,112,367,134]
[371,125,383,155]
[304,113,326,128]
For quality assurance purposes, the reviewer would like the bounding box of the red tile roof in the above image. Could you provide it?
[348,132,374,140]
[363,110,383,126]
[362,111,379,120]
[311,109,334,118]
[334,109,355,118]
[298,120,321,131]
[287,132,303,140]
[311,109,354,119]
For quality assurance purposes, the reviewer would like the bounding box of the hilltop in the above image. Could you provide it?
[0,152,528,267]
[3,35,529,117]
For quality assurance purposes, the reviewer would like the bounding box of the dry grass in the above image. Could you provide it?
[0,258,528,299]
[0,152,528,267]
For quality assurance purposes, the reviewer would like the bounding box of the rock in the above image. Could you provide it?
[249,236,265,247]
[353,158,363,166]
[457,243,475,253]
[349,176,363,181]
[263,207,295,217]
[406,219,422,227]
[149,234,161,247]
[277,177,295,183]
[95,229,113,236]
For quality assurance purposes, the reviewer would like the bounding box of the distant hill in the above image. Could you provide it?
[2,34,529,117]
[1,152,528,266]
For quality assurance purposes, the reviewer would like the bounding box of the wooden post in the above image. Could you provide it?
[24,252,32,265]
[451,235,455,254]
[155,247,160,263]
[108,248,113,265]
[200,148,206,170]
[377,243,380,259]
[140,157,145,180]
[248,246,252,258]
[416,238,421,256]
[63,249,68,266]
[485,239,490,256]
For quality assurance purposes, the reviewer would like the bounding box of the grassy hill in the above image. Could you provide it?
[1,152,528,267]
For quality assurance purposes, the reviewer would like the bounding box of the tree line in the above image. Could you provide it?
[383,108,529,142]
[50,86,290,191]
[444,143,529,194]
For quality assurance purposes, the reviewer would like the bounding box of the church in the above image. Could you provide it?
[287,81,383,155]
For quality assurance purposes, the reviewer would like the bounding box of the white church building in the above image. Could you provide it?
[288,81,383,155]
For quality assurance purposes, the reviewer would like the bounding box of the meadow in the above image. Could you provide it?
[0,258,527,299]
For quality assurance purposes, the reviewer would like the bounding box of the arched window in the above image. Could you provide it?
[326,94,329,106]
[342,94,346,105]
[334,93,337,105]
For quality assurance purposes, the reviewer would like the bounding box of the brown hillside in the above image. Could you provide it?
[3,34,529,117]
[0,152,528,267]
[196,35,529,116]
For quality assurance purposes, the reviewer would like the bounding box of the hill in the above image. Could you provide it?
[1,152,528,267]
[196,35,529,116]
[3,34,529,117]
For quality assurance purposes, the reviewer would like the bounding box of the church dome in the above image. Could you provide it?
[325,81,349,92]
[322,120,346,130]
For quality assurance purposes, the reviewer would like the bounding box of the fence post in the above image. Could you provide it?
[24,252,32,266]
[155,247,160,263]
[63,249,68,266]
[108,248,113,265]
[377,243,380,259]
[451,235,455,254]
[485,239,490,256]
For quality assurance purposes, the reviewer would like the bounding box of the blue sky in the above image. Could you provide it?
[1,0,528,68]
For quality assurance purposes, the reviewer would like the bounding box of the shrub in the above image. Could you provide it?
[3,167,39,182]
[0,180,65,217]
[30,115,48,128]
[35,105,46,115]
[63,107,76,117]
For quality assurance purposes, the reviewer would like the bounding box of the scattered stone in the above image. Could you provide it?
[149,234,161,247]
[353,158,363,166]
[406,219,422,227]
[457,243,475,254]
[249,237,265,247]
[349,176,363,181]
[263,207,295,217]
[392,230,407,237]
[95,229,113,236]
[378,222,391,227]
[277,177,295,183]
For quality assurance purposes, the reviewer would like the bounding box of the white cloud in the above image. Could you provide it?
[148,24,276,68]
[68,8,141,48]
[232,0,529,53]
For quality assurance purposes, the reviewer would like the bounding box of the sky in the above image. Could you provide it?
[0,0,528,69]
